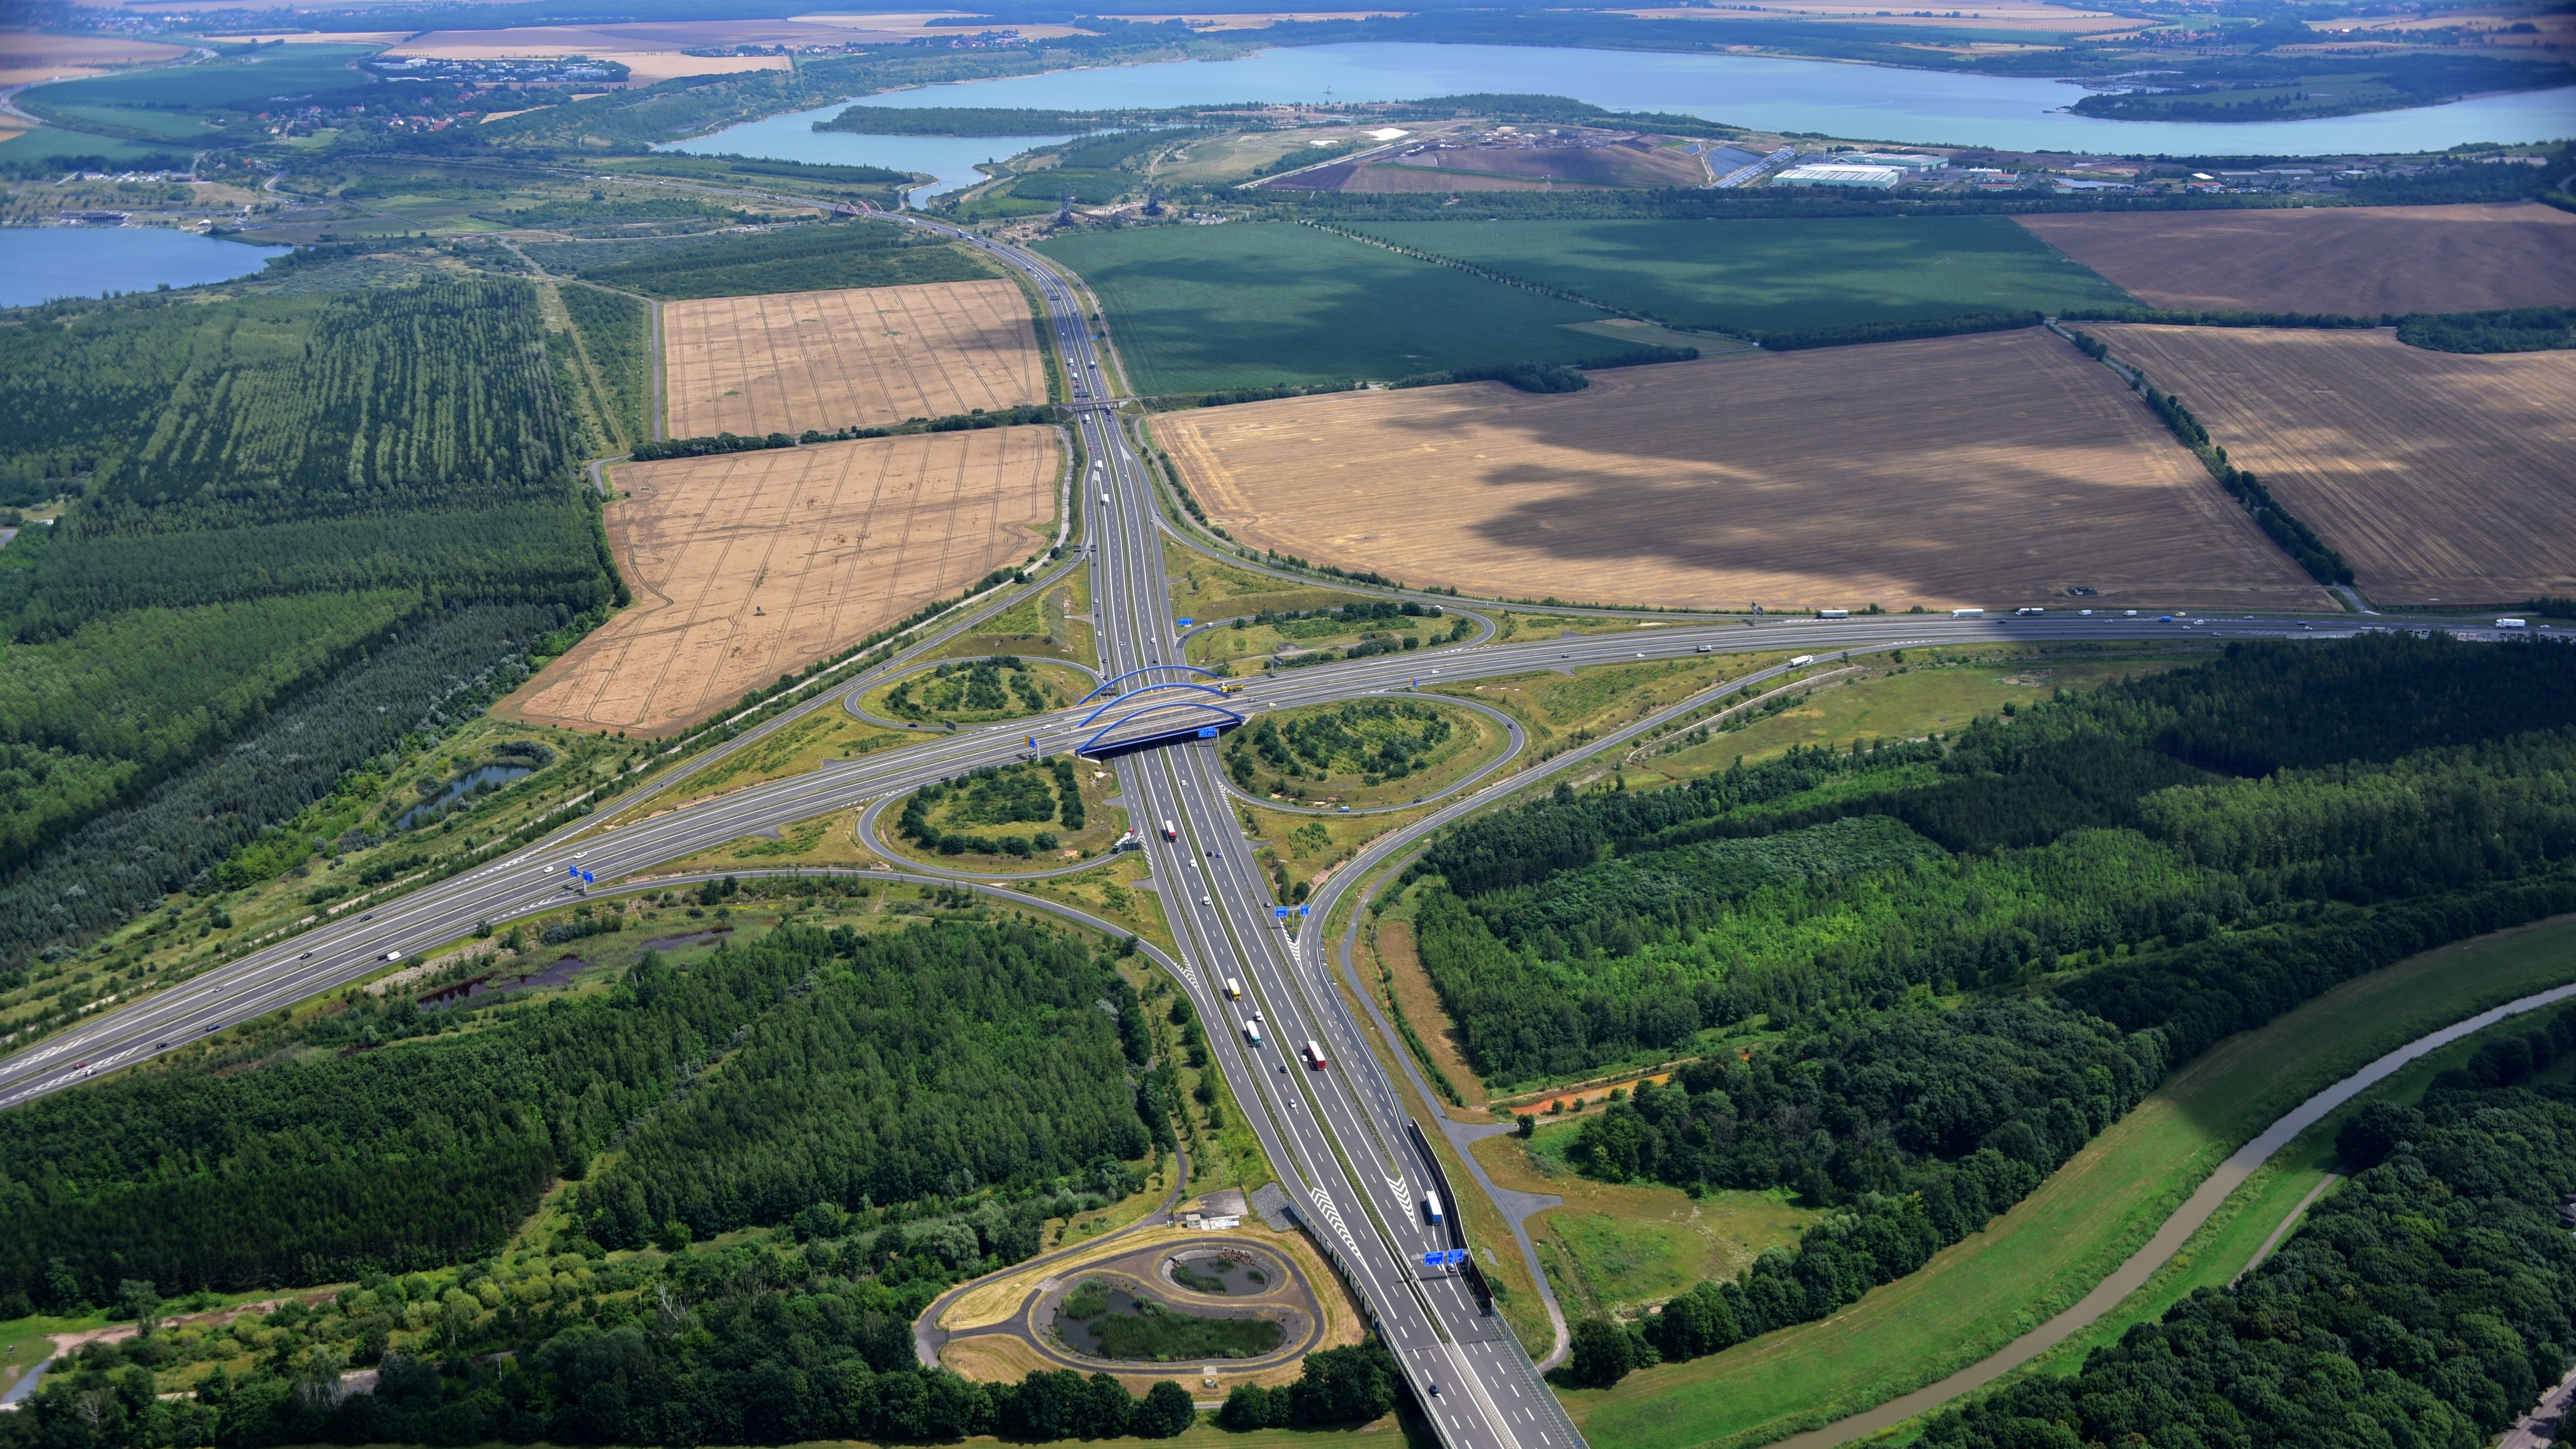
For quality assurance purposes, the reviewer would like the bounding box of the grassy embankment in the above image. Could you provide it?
[1634,647,2196,782]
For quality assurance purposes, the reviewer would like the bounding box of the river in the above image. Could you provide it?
[665,40,2576,202]
[0,226,288,307]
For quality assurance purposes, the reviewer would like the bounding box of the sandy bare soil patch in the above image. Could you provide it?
[2089,324,2576,606]
[502,428,1058,737]
[1157,328,2332,612]
[2017,203,2576,317]
[663,280,1045,440]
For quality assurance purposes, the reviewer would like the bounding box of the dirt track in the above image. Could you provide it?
[663,280,1046,439]
[501,428,1058,737]
[1157,328,2333,612]
[2017,203,2576,317]
[2091,324,2576,605]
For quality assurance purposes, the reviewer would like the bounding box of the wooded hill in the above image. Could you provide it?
[0,280,613,940]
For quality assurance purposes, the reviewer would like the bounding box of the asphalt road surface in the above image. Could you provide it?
[0,214,2475,1449]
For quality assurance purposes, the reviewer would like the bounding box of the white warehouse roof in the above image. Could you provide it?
[1773,164,1902,189]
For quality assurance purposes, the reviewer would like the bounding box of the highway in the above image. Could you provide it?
[0,213,2457,1446]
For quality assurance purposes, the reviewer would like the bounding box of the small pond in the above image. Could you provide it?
[394,763,531,830]
[1169,1250,1269,1295]
[1050,1279,1286,1362]
[421,954,589,1010]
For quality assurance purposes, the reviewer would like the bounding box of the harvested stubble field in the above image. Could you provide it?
[662,280,1046,439]
[2016,203,2576,317]
[1157,330,2333,612]
[501,428,1058,737]
[2089,323,2576,605]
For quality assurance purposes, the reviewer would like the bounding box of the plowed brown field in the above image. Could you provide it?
[501,428,1059,737]
[2089,324,2576,605]
[2016,203,2576,317]
[662,279,1045,439]
[1155,328,2331,612]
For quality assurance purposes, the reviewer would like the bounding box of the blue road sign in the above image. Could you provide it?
[567,865,578,877]
[1274,907,1292,919]
[1422,1252,1444,1269]
[579,869,595,884]
[1178,618,1194,627]
[1197,726,1218,738]
[1447,1249,1469,1265]
[1298,904,1310,916]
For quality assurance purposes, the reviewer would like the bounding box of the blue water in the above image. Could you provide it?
[665,114,1079,206]
[672,41,2576,185]
[394,763,531,831]
[0,226,288,307]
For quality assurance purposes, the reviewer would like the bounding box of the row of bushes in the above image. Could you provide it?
[630,404,1061,462]
[2062,326,2352,586]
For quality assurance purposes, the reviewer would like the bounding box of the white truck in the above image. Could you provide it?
[1243,1019,1263,1045]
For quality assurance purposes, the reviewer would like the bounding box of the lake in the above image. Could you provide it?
[669,40,2576,201]
[0,226,288,307]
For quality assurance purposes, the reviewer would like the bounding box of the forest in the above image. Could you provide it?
[564,221,998,301]
[0,917,1157,1306]
[1399,636,2576,1377]
[0,279,610,942]
[1923,1080,2576,1449]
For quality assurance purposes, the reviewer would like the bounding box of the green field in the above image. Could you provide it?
[1036,222,1637,394]
[1560,911,2576,1449]
[1343,217,2137,339]
[26,45,378,110]
[0,126,189,169]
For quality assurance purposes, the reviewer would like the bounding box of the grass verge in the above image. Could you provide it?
[1562,910,2576,1449]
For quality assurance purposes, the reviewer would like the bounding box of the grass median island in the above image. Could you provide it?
[1225,699,1501,814]
[885,755,1128,870]
[1561,910,2576,1449]
[861,655,1094,727]
[1035,222,1637,395]
[1341,217,2135,340]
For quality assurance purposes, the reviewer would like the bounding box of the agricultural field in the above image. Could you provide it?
[2088,323,2576,604]
[662,279,1049,438]
[1158,330,2333,612]
[506,428,1059,737]
[1562,910,2576,1449]
[1343,216,2136,339]
[1034,222,1645,395]
[559,220,998,302]
[0,33,188,87]
[2017,202,2576,317]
